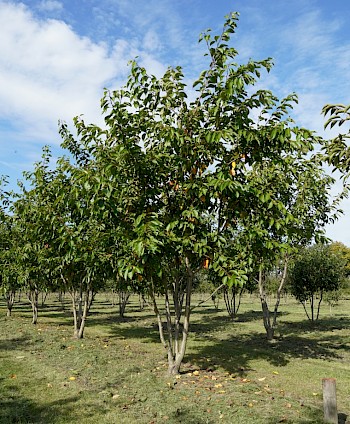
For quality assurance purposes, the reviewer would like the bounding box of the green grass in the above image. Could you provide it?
[1,293,350,423]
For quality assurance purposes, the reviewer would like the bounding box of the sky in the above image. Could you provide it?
[0,0,350,244]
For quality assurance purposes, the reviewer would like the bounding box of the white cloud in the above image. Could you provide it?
[37,0,63,13]
[0,1,164,144]
[143,29,162,52]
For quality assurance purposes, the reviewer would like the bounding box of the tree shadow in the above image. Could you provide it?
[186,329,350,375]
[0,336,32,351]
[0,393,83,424]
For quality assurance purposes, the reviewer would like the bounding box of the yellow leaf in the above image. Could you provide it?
[286,403,292,408]
[214,383,223,388]
[248,403,254,407]
[175,375,181,379]
[69,376,76,381]
[312,392,318,396]
[193,370,200,376]
[258,377,266,381]
[273,371,279,375]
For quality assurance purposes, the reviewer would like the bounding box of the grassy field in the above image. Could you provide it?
[0,293,349,424]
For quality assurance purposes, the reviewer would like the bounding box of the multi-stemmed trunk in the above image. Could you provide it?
[151,256,193,375]
[258,257,288,341]
[27,287,39,324]
[70,287,95,339]
[6,290,16,317]
[223,285,244,319]
[118,291,131,318]
[301,292,323,321]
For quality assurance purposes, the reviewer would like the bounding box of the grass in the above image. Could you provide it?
[1,293,350,423]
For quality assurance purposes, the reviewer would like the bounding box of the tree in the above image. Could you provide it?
[57,13,328,374]
[322,103,350,174]
[329,241,350,277]
[245,154,339,339]
[288,244,345,321]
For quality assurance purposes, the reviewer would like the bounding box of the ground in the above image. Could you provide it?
[0,293,349,423]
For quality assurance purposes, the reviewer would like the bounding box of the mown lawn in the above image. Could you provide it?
[0,293,349,423]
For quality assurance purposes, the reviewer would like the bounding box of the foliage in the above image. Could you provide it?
[288,244,345,320]
[329,241,350,277]
[322,103,350,174]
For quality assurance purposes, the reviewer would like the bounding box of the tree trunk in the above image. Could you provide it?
[27,288,39,325]
[6,290,16,317]
[223,285,244,319]
[118,291,130,318]
[149,258,193,376]
[258,269,274,341]
[316,291,323,320]
[258,257,289,341]
[71,288,94,339]
[272,257,288,328]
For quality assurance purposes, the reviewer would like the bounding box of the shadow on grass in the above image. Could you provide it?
[0,393,83,424]
[0,336,32,352]
[186,328,350,375]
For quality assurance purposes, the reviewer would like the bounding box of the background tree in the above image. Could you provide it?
[288,244,345,321]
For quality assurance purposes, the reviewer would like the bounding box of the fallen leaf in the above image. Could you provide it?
[214,383,223,388]
[248,403,253,407]
[273,371,279,375]
[286,403,292,408]
[10,374,17,379]
[193,370,200,376]
[258,377,266,381]
[312,392,318,396]
[69,376,76,381]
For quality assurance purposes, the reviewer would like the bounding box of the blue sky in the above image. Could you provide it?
[1,0,350,244]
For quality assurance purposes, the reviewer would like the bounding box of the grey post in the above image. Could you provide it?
[322,378,338,424]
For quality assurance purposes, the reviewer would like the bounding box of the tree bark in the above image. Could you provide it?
[6,290,16,317]
[27,288,39,325]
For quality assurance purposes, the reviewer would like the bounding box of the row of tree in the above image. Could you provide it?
[0,13,349,374]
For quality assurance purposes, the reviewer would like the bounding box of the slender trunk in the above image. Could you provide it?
[77,291,91,339]
[70,290,79,336]
[311,295,314,321]
[150,286,167,347]
[41,291,49,307]
[316,291,323,320]
[118,291,130,318]
[6,290,16,317]
[168,257,193,375]
[138,294,145,311]
[302,300,311,320]
[223,285,244,319]
[272,257,288,328]
[27,288,39,325]
[258,269,274,340]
